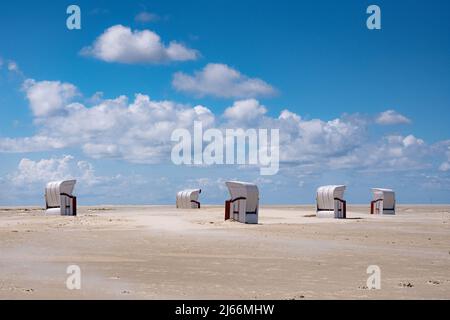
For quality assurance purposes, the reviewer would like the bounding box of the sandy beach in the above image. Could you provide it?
[0,205,449,299]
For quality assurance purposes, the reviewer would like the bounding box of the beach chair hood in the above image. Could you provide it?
[316,185,347,218]
[371,188,396,214]
[225,181,259,224]
[45,180,77,216]
[316,185,346,211]
[176,189,201,209]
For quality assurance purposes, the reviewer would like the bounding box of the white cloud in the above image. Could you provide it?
[135,11,159,23]
[7,155,120,192]
[220,104,432,173]
[0,135,67,153]
[376,110,411,125]
[172,63,276,98]
[402,134,424,147]
[4,155,125,204]
[439,146,450,172]
[9,155,77,185]
[7,61,19,72]
[22,79,78,117]
[0,58,22,75]
[440,162,450,172]
[82,143,120,159]
[279,109,301,122]
[88,91,104,104]
[3,81,216,163]
[223,99,267,124]
[81,25,198,64]
[1,77,447,178]
[274,113,368,164]
[327,134,429,171]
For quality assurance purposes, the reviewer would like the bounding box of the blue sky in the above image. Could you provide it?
[1,0,450,205]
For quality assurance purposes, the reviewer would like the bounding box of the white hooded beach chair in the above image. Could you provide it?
[225,181,259,224]
[316,185,347,219]
[45,180,77,216]
[176,189,201,209]
[371,188,396,215]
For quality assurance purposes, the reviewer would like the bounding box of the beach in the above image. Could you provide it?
[0,205,449,299]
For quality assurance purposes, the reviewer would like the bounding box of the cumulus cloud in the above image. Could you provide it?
[81,25,198,64]
[172,63,276,98]
[7,155,105,187]
[272,112,368,165]
[6,155,126,191]
[220,103,433,173]
[376,110,411,125]
[327,134,429,172]
[9,155,76,185]
[2,155,132,205]
[1,77,447,178]
[223,99,267,124]
[402,134,424,147]
[22,79,78,117]
[2,80,215,163]
[2,153,215,205]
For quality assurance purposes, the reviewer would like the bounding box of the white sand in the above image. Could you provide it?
[0,205,449,299]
